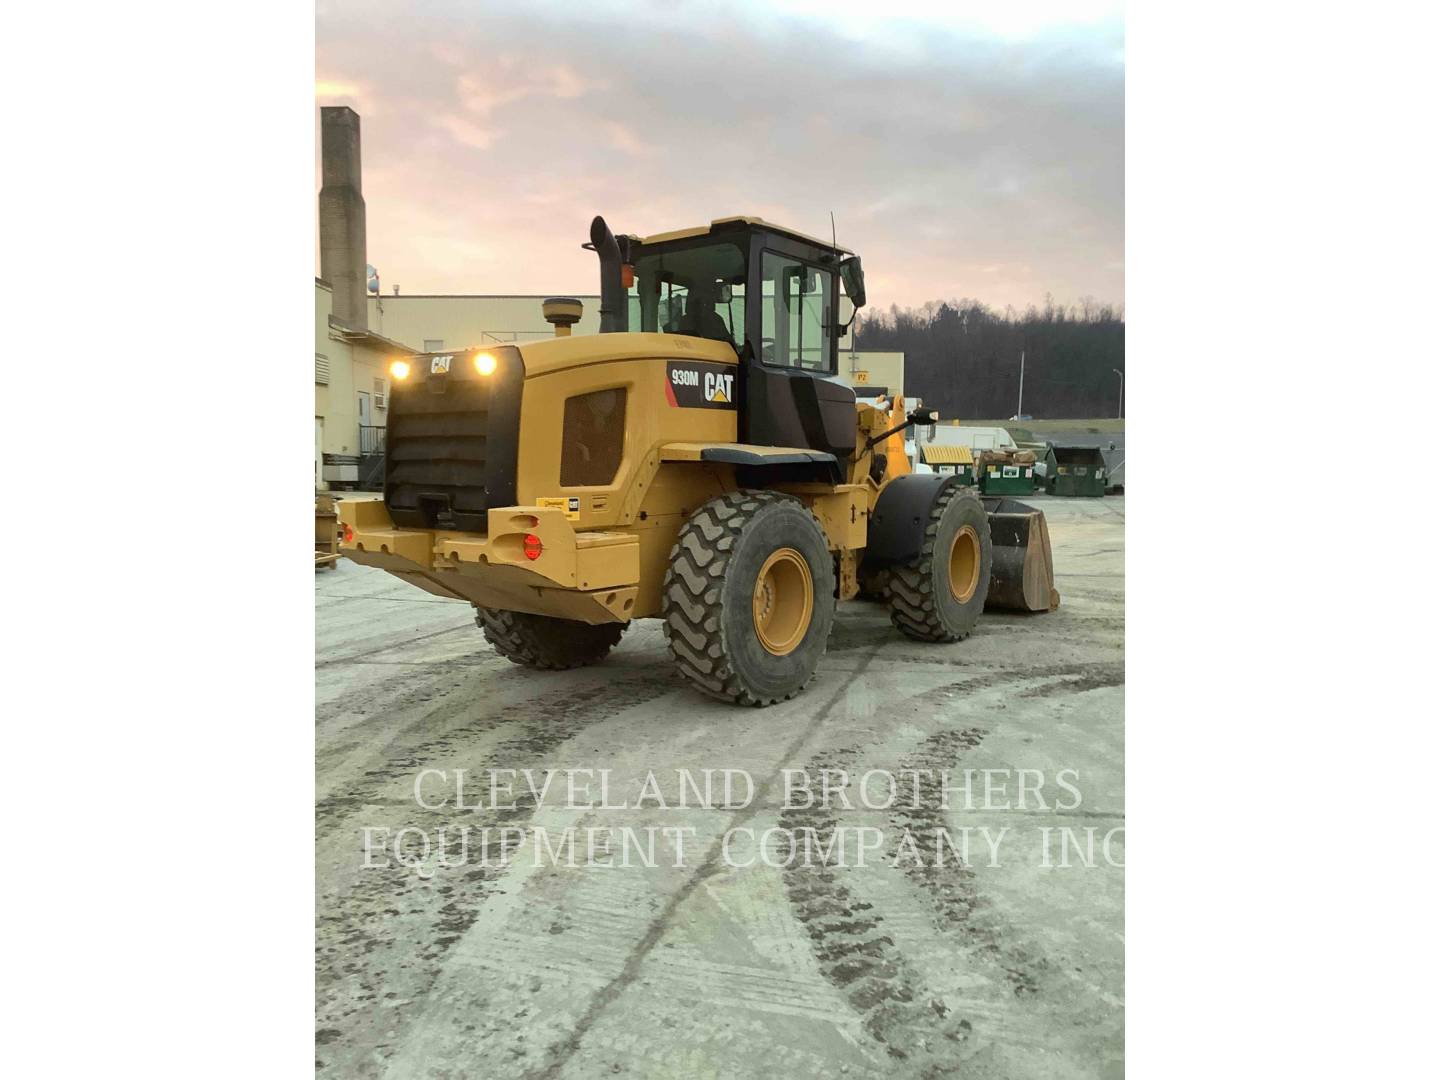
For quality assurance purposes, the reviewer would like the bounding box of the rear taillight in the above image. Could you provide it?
[523,533,543,560]
[343,524,354,543]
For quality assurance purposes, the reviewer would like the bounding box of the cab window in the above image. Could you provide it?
[626,242,746,349]
[760,252,833,372]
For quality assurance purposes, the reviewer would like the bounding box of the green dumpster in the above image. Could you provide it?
[979,458,1036,495]
[1046,445,1107,497]
[920,443,975,485]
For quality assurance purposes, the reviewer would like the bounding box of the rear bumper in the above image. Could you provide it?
[337,499,639,625]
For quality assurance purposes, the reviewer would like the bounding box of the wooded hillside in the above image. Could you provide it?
[854,298,1125,419]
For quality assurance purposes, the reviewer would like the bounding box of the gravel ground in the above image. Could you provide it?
[315,494,1124,1079]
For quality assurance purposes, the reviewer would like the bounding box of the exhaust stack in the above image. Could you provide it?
[318,106,368,330]
[589,216,629,334]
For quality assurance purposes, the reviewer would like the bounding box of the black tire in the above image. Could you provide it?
[883,487,993,642]
[663,491,837,706]
[476,608,625,670]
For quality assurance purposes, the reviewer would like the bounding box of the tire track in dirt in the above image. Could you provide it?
[315,656,504,774]
[315,667,678,1076]
[315,659,525,825]
[523,645,886,1080]
[315,622,475,668]
[772,664,1115,1068]
[1014,663,1124,698]
[778,747,979,1071]
[887,723,1053,998]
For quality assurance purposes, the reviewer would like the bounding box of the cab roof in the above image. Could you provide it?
[632,216,853,256]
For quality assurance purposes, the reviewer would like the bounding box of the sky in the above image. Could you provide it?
[316,1,1124,314]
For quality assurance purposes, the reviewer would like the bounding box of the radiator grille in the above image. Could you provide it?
[383,348,522,532]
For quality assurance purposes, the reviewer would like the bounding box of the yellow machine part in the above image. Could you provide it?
[339,333,1057,623]
[883,394,913,482]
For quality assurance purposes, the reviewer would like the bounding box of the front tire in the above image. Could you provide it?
[476,608,625,669]
[883,487,993,642]
[663,491,836,706]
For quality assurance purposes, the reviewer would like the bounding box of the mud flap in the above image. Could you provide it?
[981,497,1060,612]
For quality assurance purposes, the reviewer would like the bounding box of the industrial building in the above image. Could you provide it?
[314,105,905,489]
[314,280,413,489]
[314,106,415,489]
[839,346,906,399]
[365,292,602,349]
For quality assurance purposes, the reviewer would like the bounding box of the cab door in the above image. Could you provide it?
[741,249,856,456]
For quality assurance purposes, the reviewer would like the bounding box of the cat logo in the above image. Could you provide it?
[430,355,453,374]
[665,360,737,410]
[703,371,733,403]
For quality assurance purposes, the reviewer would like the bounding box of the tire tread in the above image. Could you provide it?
[883,487,983,642]
[662,490,828,706]
[476,608,625,669]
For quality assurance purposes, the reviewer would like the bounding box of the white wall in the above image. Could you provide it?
[837,350,906,398]
[316,281,395,471]
[366,295,603,352]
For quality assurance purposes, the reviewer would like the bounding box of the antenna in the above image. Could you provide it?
[830,211,837,250]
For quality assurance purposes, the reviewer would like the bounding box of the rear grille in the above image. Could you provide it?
[384,347,522,532]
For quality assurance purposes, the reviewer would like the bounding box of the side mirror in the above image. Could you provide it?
[717,282,733,304]
[839,255,866,310]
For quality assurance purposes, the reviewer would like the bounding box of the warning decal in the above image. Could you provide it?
[537,496,581,521]
[665,361,737,409]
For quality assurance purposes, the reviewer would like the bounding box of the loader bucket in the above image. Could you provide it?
[981,497,1061,612]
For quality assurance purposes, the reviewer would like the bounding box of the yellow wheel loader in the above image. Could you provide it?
[339,216,1058,705]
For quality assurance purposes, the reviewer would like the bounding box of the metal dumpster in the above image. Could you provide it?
[977,451,1037,495]
[920,443,975,484]
[1046,445,1107,497]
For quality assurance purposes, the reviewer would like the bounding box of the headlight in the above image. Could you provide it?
[389,359,411,380]
[474,352,496,376]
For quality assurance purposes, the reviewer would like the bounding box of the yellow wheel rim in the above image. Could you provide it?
[752,548,814,656]
[948,525,982,603]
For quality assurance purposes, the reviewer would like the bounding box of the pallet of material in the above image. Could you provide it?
[316,493,341,571]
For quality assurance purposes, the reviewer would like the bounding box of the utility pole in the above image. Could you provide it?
[1016,349,1025,418]
[1113,368,1124,419]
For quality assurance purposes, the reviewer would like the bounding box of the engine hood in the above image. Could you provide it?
[516,332,738,379]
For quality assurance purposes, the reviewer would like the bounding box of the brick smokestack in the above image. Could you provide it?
[319,106,367,329]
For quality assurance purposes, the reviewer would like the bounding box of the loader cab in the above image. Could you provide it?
[618,217,867,459]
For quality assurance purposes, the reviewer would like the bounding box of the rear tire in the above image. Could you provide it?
[663,491,836,706]
[476,608,625,669]
[883,487,993,642]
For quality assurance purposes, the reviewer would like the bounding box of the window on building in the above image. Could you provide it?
[560,388,627,487]
[423,339,444,352]
[760,252,833,372]
[315,354,330,385]
[373,377,386,408]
